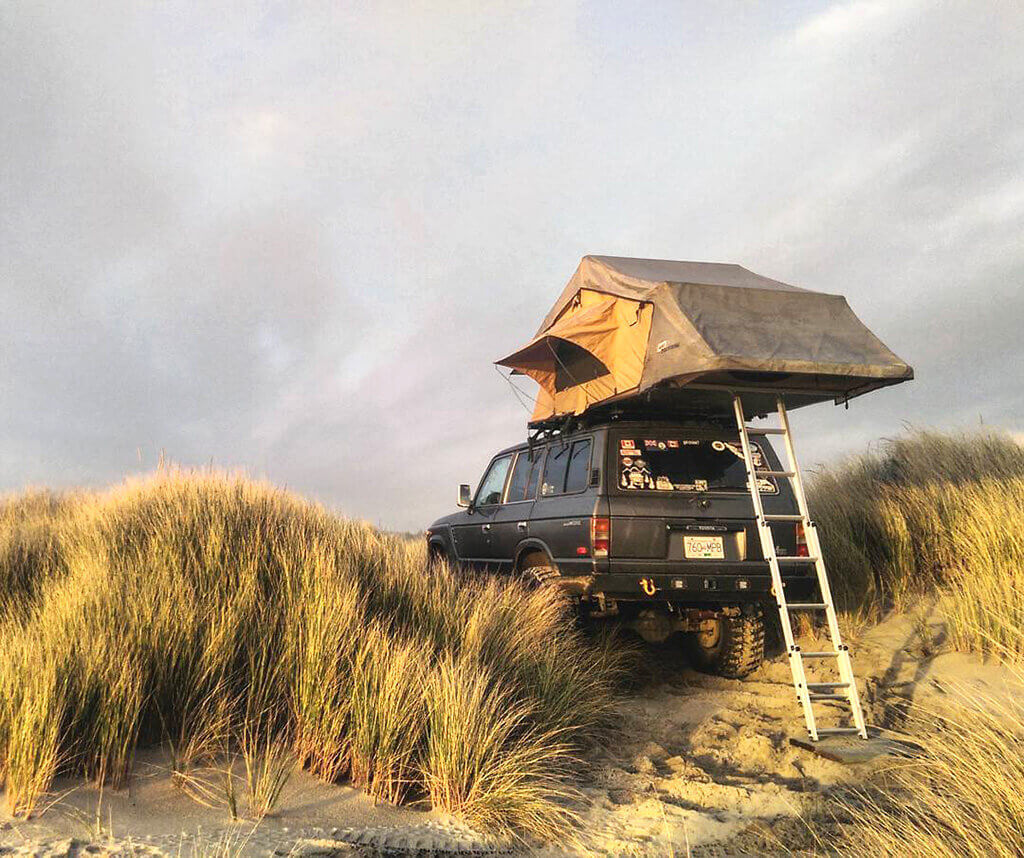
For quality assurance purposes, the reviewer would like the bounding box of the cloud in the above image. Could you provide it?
[1,1,1022,529]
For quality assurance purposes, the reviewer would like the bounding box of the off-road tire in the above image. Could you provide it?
[517,550,558,587]
[685,606,765,678]
[520,565,561,586]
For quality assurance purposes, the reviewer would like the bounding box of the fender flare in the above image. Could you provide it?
[427,528,453,560]
[513,538,554,571]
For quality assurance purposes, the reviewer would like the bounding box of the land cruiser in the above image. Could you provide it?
[426,416,816,677]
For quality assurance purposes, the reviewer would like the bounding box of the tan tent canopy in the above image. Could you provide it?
[497,256,913,424]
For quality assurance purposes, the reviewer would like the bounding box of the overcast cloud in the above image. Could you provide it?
[1,1,1022,530]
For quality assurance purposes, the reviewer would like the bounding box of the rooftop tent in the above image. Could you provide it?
[496,255,914,424]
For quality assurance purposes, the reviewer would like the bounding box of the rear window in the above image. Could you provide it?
[615,436,778,495]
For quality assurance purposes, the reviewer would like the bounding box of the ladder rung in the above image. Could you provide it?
[814,727,862,736]
[753,428,786,435]
[809,693,849,701]
[807,682,849,691]
[757,469,796,478]
[776,556,819,563]
[787,602,828,610]
[762,514,804,522]
[800,651,840,658]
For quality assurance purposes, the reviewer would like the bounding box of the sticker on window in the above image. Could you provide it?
[617,437,777,495]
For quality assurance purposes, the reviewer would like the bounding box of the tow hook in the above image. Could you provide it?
[639,577,657,596]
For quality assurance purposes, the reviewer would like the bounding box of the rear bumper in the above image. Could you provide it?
[591,561,814,603]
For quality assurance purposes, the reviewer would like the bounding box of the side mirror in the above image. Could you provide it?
[457,484,472,508]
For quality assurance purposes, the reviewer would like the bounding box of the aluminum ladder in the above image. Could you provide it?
[732,394,867,741]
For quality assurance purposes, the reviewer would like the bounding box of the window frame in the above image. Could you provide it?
[474,453,514,507]
[563,437,594,494]
[609,432,778,496]
[539,435,594,498]
[502,447,546,505]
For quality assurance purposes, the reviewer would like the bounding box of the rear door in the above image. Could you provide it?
[528,435,600,574]
[607,429,798,565]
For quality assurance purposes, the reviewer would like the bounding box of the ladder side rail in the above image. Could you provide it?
[805,520,868,738]
[734,395,820,741]
[732,398,772,553]
[775,397,812,520]
[776,399,843,641]
[776,398,868,740]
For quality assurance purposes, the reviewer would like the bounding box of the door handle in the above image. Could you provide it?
[517,521,528,531]
[481,524,491,532]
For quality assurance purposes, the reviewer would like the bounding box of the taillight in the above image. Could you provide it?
[796,522,809,557]
[591,517,610,558]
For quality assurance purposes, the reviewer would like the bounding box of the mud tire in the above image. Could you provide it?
[685,606,765,678]
[520,565,561,586]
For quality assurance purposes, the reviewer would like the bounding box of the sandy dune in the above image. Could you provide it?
[2,609,1018,858]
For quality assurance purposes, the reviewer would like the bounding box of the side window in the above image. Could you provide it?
[475,455,513,506]
[564,439,592,493]
[506,449,543,503]
[541,443,571,496]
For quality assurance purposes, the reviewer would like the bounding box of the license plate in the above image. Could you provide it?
[684,535,725,559]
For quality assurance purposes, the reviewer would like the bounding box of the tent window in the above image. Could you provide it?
[552,340,610,392]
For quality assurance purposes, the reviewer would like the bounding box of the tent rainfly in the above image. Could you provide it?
[497,256,914,425]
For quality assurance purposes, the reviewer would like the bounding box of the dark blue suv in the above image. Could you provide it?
[427,417,815,677]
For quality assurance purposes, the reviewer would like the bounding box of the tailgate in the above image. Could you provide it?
[613,518,749,560]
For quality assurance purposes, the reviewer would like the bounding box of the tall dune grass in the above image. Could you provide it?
[808,429,1024,640]
[0,470,624,839]
[781,430,1024,855]
[827,676,1024,857]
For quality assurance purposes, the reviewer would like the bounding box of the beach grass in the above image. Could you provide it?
[0,470,624,839]
[808,428,1024,656]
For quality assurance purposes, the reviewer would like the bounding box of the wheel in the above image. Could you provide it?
[685,606,765,678]
[521,565,561,585]
[516,550,557,585]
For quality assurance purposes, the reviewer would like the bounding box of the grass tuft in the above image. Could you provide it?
[830,679,1024,857]
[809,429,1024,649]
[424,653,580,842]
[0,469,620,839]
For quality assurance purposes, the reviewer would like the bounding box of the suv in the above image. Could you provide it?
[426,417,816,677]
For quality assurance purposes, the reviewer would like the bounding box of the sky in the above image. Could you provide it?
[1,1,1022,531]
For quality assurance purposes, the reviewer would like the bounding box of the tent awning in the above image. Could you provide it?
[496,289,653,422]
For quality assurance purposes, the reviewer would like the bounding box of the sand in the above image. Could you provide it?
[3,607,1019,857]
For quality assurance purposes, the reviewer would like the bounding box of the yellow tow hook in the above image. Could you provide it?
[639,577,657,596]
